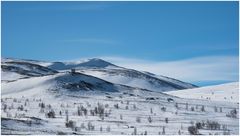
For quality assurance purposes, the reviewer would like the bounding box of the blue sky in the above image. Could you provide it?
[2,1,239,86]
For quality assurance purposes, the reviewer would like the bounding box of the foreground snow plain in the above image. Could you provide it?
[1,58,239,135]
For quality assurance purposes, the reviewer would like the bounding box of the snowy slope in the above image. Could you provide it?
[1,59,58,81]
[1,57,239,135]
[143,71,196,89]
[77,68,196,92]
[1,71,25,81]
[166,82,239,103]
[1,71,172,100]
[1,57,196,92]
[1,72,239,135]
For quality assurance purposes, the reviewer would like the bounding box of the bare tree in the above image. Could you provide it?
[150,108,153,114]
[178,130,181,135]
[161,107,166,112]
[83,108,88,116]
[66,120,76,130]
[77,106,82,116]
[181,123,183,130]
[65,110,69,123]
[148,116,152,123]
[87,121,94,131]
[105,104,109,108]
[39,102,45,108]
[3,104,7,112]
[136,116,141,123]
[46,110,55,118]
[201,105,205,112]
[175,103,179,109]
[133,104,137,110]
[186,103,188,110]
[18,105,24,111]
[106,126,111,132]
[120,114,123,120]
[162,126,165,135]
[165,118,168,123]
[80,123,85,129]
[114,104,119,109]
[188,126,198,135]
[133,127,137,135]
[214,106,218,112]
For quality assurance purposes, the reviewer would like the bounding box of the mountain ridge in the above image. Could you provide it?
[1,57,197,92]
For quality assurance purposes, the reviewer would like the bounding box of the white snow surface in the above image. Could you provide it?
[1,71,25,81]
[166,82,239,103]
[1,58,239,135]
[76,68,196,92]
[1,72,239,135]
[1,57,196,92]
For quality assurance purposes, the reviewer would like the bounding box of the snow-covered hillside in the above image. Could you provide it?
[78,68,196,92]
[1,59,58,81]
[1,58,197,92]
[166,82,239,103]
[1,57,239,135]
[2,72,171,99]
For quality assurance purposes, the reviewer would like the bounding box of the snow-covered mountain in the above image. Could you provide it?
[46,58,118,70]
[77,68,196,92]
[1,57,239,135]
[1,59,58,81]
[45,58,197,92]
[1,58,196,92]
[1,71,172,100]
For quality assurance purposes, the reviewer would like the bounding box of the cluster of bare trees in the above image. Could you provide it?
[188,120,230,135]
[175,102,206,112]
[226,108,237,118]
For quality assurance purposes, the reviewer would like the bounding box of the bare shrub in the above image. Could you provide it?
[136,117,141,123]
[188,126,198,135]
[46,110,55,118]
[161,107,166,112]
[226,108,237,118]
[66,120,76,130]
[148,116,152,123]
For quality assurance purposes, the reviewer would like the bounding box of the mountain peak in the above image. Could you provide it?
[81,58,117,68]
[47,58,118,70]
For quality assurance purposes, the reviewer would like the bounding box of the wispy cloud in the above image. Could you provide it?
[100,56,239,83]
[61,38,118,45]
[175,43,238,52]
[15,2,113,12]
[51,3,112,11]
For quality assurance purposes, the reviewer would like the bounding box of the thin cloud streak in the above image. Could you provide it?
[61,38,118,45]
[101,56,239,83]
[173,44,238,52]
[17,2,113,12]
